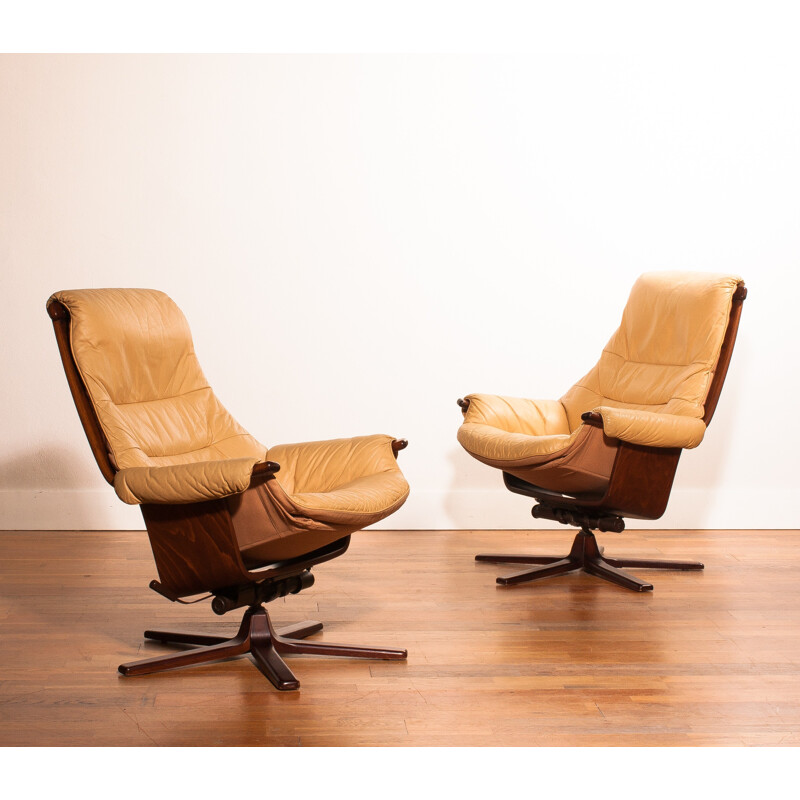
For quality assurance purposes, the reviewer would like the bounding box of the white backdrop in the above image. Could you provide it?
[1,54,798,530]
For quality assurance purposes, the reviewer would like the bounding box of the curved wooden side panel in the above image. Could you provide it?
[504,440,681,521]
[142,492,353,601]
[140,499,254,598]
[572,414,682,519]
[46,298,117,485]
[593,441,682,520]
[703,281,747,425]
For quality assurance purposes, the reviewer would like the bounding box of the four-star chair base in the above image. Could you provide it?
[119,604,408,691]
[476,527,704,592]
[474,473,707,592]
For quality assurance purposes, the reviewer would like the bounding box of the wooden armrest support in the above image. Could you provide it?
[47,297,117,485]
[247,460,281,490]
[583,407,705,449]
[391,438,408,456]
[141,499,252,598]
[251,460,281,477]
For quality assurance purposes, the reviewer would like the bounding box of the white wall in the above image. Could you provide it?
[1,54,798,530]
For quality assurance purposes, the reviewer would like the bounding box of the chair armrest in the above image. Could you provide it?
[267,434,402,495]
[583,407,706,449]
[114,457,270,505]
[459,394,570,436]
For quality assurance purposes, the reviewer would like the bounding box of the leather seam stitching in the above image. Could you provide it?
[601,351,714,368]
[110,385,211,407]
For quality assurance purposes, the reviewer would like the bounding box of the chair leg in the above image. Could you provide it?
[143,630,229,646]
[143,618,324,647]
[274,637,408,660]
[584,558,654,592]
[119,605,405,689]
[478,528,702,591]
[120,605,256,677]
[604,556,704,570]
[476,553,564,565]
[270,612,407,660]
[119,631,251,676]
[249,644,300,690]
[248,610,301,690]
[496,558,577,586]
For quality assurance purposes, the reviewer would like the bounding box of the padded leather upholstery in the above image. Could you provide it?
[114,457,264,505]
[50,289,266,472]
[457,272,742,493]
[267,436,409,515]
[560,272,742,428]
[48,289,409,545]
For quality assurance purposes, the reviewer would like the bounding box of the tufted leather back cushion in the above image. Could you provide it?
[560,272,742,431]
[49,289,266,470]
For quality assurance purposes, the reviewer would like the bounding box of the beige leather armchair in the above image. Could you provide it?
[47,288,409,689]
[457,272,746,591]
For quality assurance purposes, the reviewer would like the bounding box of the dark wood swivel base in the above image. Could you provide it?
[118,605,408,690]
[476,528,704,592]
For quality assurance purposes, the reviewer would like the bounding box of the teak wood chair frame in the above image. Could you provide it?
[459,281,747,592]
[48,298,408,689]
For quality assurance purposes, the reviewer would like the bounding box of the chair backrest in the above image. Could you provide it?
[47,289,265,477]
[560,272,745,431]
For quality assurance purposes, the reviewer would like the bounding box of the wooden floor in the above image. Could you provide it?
[1,528,799,746]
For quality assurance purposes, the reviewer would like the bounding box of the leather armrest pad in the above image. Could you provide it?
[461,394,570,436]
[592,406,706,449]
[114,456,264,504]
[266,434,403,495]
